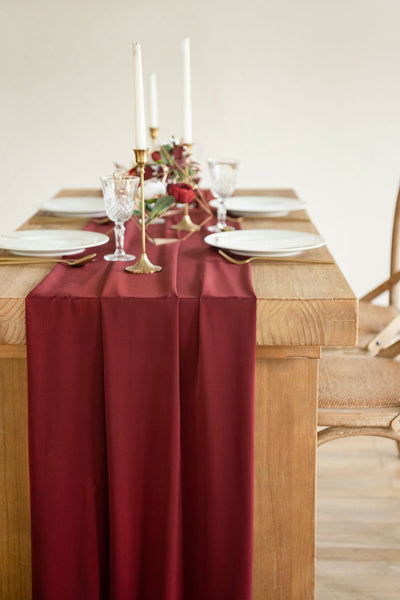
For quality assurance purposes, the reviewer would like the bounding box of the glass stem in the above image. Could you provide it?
[217,200,227,229]
[114,223,125,255]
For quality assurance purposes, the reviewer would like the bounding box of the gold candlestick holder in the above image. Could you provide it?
[171,143,200,233]
[125,148,162,274]
[149,127,159,147]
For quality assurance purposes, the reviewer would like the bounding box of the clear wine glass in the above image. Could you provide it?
[100,175,139,261]
[207,158,240,232]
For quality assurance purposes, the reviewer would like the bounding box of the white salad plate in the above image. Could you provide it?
[204,229,325,257]
[0,230,109,257]
[40,197,106,218]
[209,196,305,217]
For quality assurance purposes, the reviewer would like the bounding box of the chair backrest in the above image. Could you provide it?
[390,185,400,308]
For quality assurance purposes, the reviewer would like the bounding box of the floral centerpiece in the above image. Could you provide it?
[123,139,211,227]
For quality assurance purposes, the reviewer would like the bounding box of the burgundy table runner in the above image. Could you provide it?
[26,208,257,600]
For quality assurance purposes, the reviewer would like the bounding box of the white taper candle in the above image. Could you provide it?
[182,38,192,144]
[133,42,147,149]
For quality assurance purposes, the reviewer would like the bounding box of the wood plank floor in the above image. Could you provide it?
[317,436,400,599]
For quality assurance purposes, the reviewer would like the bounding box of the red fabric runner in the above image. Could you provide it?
[26,207,256,600]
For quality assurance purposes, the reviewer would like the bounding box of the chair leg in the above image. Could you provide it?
[317,426,400,447]
[397,441,400,457]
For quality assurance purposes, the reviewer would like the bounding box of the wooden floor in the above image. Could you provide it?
[317,436,400,599]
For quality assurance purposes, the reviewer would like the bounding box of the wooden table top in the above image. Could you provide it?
[0,188,357,349]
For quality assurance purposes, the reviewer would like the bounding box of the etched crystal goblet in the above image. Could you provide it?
[100,175,139,261]
[207,158,240,232]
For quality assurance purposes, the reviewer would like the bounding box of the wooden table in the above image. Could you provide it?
[0,189,357,600]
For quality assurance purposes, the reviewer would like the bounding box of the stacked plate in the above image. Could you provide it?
[209,196,305,218]
[0,230,109,257]
[39,196,107,218]
[204,229,325,258]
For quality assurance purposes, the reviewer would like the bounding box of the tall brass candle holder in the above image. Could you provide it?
[171,143,200,233]
[125,149,162,274]
[149,127,159,147]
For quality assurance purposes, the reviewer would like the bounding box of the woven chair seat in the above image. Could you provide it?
[319,355,400,409]
[357,302,398,348]
[358,301,398,334]
[321,303,398,353]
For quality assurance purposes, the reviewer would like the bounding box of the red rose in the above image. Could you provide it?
[127,166,138,177]
[172,146,183,160]
[167,183,196,204]
[128,165,154,180]
[144,166,154,180]
[152,150,161,162]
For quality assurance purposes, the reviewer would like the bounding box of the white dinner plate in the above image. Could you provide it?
[209,196,305,217]
[40,197,106,218]
[0,230,109,257]
[204,229,325,257]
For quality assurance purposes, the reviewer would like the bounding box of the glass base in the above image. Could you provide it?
[207,224,235,233]
[104,253,136,262]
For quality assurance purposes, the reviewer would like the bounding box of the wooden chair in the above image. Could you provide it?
[318,353,400,446]
[357,184,400,352]
[318,184,400,448]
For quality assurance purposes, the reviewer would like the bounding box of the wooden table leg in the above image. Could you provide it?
[253,347,319,600]
[0,355,32,600]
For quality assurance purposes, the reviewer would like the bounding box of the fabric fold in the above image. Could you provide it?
[27,208,256,600]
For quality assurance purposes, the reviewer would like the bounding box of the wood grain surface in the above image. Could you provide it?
[317,436,400,599]
[0,188,357,347]
[0,358,31,600]
[253,354,318,599]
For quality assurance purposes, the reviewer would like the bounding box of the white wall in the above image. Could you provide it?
[1,0,400,297]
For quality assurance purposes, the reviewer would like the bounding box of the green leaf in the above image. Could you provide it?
[160,145,175,166]
[146,195,176,225]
